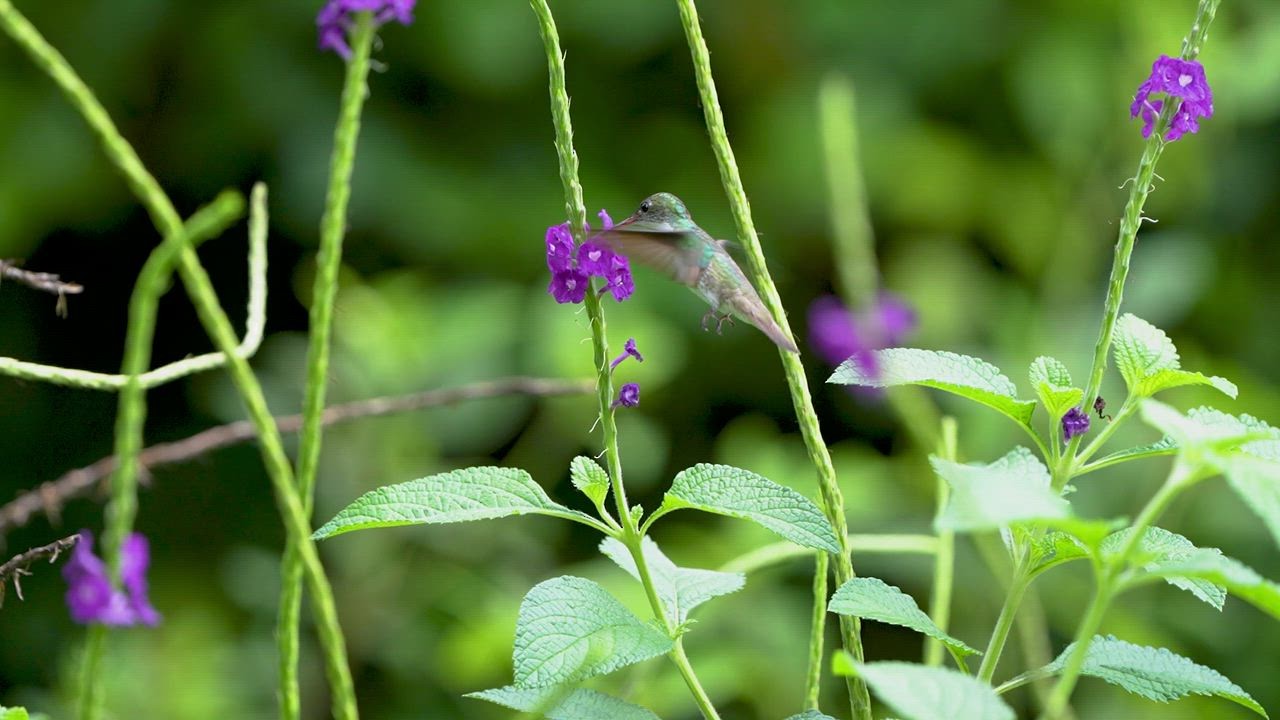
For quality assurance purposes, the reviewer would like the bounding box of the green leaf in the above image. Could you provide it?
[1027,532,1090,577]
[784,712,838,720]
[1043,635,1266,716]
[1101,527,1226,610]
[932,447,1070,531]
[660,464,841,553]
[1029,356,1084,418]
[1089,438,1177,469]
[1222,453,1280,551]
[513,576,672,688]
[1138,401,1267,455]
[599,536,745,625]
[0,708,30,720]
[833,658,1014,720]
[1114,315,1235,399]
[829,348,1035,427]
[313,467,593,540]
[466,685,661,720]
[827,577,979,656]
[1147,550,1280,622]
[570,456,611,507]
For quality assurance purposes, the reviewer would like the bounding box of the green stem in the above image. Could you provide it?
[78,625,107,720]
[976,554,1030,683]
[925,418,958,667]
[1072,398,1138,469]
[530,2,717,717]
[673,3,870,717]
[278,15,376,720]
[818,74,877,310]
[718,534,938,574]
[804,551,828,709]
[0,5,359,717]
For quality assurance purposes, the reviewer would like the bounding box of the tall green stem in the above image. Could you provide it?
[673,2,870,717]
[804,551,828,708]
[925,419,958,667]
[278,15,375,720]
[0,5,359,717]
[530,2,717,717]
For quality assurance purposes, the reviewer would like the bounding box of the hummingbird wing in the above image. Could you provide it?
[589,225,702,286]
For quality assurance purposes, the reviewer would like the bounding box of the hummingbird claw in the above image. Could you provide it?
[715,313,735,335]
[701,310,716,332]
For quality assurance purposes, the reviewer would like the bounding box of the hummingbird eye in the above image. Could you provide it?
[639,200,651,213]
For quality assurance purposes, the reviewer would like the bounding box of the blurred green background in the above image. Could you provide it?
[2,0,1279,718]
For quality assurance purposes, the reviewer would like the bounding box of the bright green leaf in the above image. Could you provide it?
[1146,550,1280,622]
[1102,528,1226,610]
[466,685,661,720]
[827,577,979,656]
[313,467,594,540]
[1222,454,1280,551]
[661,464,841,553]
[1029,356,1084,418]
[599,536,745,625]
[1114,315,1236,399]
[784,712,838,720]
[932,447,1070,531]
[829,348,1035,427]
[1027,532,1090,577]
[1137,369,1237,399]
[834,659,1014,720]
[1138,401,1266,455]
[513,576,672,688]
[570,456,610,507]
[1044,635,1265,716]
[0,708,30,720]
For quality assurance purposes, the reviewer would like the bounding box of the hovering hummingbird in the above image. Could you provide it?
[592,192,799,353]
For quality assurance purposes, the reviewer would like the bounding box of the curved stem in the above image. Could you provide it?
[673,2,870,717]
[804,551,828,709]
[279,14,376,720]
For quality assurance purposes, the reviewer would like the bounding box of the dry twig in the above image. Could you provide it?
[0,259,84,316]
[0,533,79,607]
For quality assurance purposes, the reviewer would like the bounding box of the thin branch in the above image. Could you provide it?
[0,376,593,534]
[0,259,83,316]
[0,533,79,607]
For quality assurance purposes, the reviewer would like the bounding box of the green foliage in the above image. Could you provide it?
[570,456,611,507]
[599,536,745,625]
[931,447,1069,531]
[1029,356,1083,419]
[512,576,673,688]
[1112,314,1236,399]
[466,685,660,720]
[1101,527,1226,610]
[659,463,841,552]
[784,712,838,720]
[1025,517,1128,577]
[832,655,1014,720]
[827,577,979,656]
[0,708,30,720]
[312,467,595,540]
[1040,635,1266,716]
[830,349,1036,427]
[1145,550,1280,622]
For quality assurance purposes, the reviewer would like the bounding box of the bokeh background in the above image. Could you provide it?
[2,0,1279,718]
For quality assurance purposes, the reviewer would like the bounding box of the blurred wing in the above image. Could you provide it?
[590,227,702,285]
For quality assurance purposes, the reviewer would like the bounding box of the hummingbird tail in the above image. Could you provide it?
[741,303,799,353]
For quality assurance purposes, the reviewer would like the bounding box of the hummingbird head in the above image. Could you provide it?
[619,192,692,231]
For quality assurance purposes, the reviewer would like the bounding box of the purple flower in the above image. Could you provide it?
[604,254,634,302]
[613,383,640,408]
[578,242,615,277]
[1130,55,1213,142]
[1062,407,1091,442]
[598,209,614,230]
[317,0,416,59]
[807,293,917,374]
[548,268,589,304]
[63,530,160,627]
[610,338,644,370]
[545,224,575,273]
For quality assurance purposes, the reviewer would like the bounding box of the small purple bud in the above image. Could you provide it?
[613,383,640,408]
[610,338,644,370]
[63,530,160,627]
[598,209,614,230]
[317,0,417,59]
[1062,407,1091,442]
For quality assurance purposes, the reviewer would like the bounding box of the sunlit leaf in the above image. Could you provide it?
[827,577,979,656]
[832,657,1014,720]
[661,464,841,553]
[513,576,672,688]
[1029,356,1083,418]
[1147,550,1280,622]
[600,536,745,625]
[829,348,1035,427]
[570,456,610,507]
[932,447,1069,531]
[1114,315,1235,399]
[466,685,661,720]
[1102,527,1226,610]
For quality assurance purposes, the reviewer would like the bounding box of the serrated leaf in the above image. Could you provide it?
[1113,314,1181,390]
[1089,438,1178,469]
[932,447,1070,531]
[466,684,661,720]
[1043,635,1266,716]
[570,456,610,507]
[1222,454,1280,551]
[1138,401,1266,455]
[1148,550,1280,622]
[513,576,672,687]
[661,464,841,553]
[1137,369,1237,399]
[599,536,745,625]
[314,467,594,540]
[784,712,838,720]
[1029,356,1084,418]
[1102,528,1226,610]
[1027,532,1090,577]
[833,658,1014,720]
[829,348,1035,427]
[827,577,979,656]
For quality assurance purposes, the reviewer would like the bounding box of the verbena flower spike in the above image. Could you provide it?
[63,530,160,627]
[1130,55,1214,142]
[317,0,416,59]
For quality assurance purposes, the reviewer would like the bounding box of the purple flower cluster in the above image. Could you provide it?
[317,0,416,59]
[808,293,916,375]
[1062,407,1091,442]
[546,210,634,304]
[613,383,641,408]
[63,530,160,627]
[1131,55,1214,142]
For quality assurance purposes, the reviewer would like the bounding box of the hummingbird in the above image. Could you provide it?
[591,192,799,353]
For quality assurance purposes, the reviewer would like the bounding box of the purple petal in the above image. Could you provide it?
[578,242,615,278]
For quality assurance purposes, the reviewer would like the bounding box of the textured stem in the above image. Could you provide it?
[530,2,717,716]
[673,2,870,717]
[804,551,828,709]
[925,418,958,667]
[279,15,375,720]
[78,625,107,720]
[0,5,358,717]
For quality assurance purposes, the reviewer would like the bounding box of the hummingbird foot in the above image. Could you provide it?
[701,310,716,332]
[715,314,735,334]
